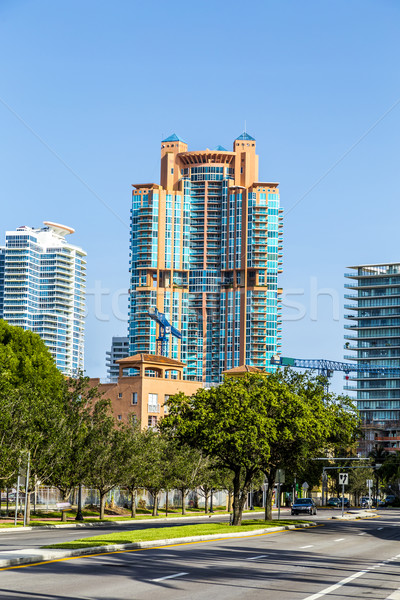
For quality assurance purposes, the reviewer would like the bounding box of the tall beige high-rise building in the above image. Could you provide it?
[128,133,283,385]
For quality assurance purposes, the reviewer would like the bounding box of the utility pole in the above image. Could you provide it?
[23,452,31,527]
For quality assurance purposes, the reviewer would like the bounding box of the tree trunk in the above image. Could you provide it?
[152,492,158,516]
[25,491,31,526]
[204,489,209,514]
[130,488,136,518]
[227,490,233,512]
[165,490,169,517]
[232,470,243,526]
[264,470,276,521]
[181,488,186,514]
[99,492,106,519]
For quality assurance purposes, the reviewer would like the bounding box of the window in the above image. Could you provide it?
[118,393,122,398]
[164,394,170,414]
[132,392,137,405]
[148,415,157,427]
[117,415,122,421]
[148,393,158,404]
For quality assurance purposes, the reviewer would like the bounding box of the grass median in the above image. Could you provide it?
[44,519,309,550]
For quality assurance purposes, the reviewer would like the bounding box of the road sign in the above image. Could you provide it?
[366,479,373,488]
[275,469,285,484]
[302,482,309,490]
[339,473,349,485]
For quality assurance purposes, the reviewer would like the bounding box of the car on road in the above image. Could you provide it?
[291,498,317,516]
[360,496,372,508]
[327,497,341,507]
[378,494,396,507]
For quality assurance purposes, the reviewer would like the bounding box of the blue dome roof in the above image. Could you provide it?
[235,132,256,141]
[162,133,186,143]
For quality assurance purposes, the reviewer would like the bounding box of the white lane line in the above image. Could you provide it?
[152,572,188,582]
[377,527,384,530]
[246,554,267,560]
[300,545,314,549]
[302,553,400,600]
[386,589,400,599]
[358,532,366,535]
[334,538,345,541]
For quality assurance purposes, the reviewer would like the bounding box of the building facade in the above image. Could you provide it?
[0,222,86,375]
[90,354,202,427]
[128,133,283,385]
[106,336,129,382]
[345,263,400,453]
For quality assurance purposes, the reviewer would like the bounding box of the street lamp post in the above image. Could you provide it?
[375,464,382,507]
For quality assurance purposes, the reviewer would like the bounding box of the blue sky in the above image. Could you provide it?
[1,0,399,389]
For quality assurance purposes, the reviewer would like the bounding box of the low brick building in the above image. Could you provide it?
[89,354,202,428]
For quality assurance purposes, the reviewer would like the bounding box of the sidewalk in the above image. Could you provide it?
[0,510,268,534]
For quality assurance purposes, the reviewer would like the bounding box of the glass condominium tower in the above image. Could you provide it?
[129,133,283,385]
[0,222,86,376]
[345,263,400,453]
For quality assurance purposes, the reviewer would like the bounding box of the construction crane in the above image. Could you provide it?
[270,355,400,379]
[148,308,182,357]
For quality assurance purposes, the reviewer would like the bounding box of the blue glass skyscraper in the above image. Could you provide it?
[345,263,400,453]
[128,133,283,385]
[0,222,86,376]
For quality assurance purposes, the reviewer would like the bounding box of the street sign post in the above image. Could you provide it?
[367,478,373,508]
[339,473,348,517]
[276,470,285,521]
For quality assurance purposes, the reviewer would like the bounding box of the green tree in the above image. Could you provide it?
[119,420,150,518]
[260,370,360,519]
[41,377,105,519]
[161,376,273,525]
[0,320,65,523]
[84,400,126,519]
[162,370,360,525]
[138,431,170,516]
[170,445,206,514]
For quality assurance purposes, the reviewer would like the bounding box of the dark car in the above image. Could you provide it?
[339,497,350,508]
[379,494,396,507]
[327,497,340,507]
[291,498,317,516]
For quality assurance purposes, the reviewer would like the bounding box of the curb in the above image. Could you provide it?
[0,511,267,534]
[0,523,313,568]
[331,510,378,520]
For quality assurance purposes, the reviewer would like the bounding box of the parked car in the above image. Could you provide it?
[379,494,396,507]
[291,498,317,516]
[360,496,371,508]
[339,497,350,508]
[327,497,340,507]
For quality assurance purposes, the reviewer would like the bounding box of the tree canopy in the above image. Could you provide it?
[161,369,360,524]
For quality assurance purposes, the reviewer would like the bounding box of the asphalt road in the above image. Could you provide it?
[0,509,332,552]
[0,510,400,599]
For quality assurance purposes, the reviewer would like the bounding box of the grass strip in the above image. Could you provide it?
[44,519,309,549]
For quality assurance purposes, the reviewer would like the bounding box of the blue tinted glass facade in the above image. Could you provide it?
[345,264,400,424]
[128,134,282,385]
[0,225,86,376]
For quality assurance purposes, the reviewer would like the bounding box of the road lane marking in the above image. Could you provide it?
[377,527,383,530]
[334,538,345,541]
[0,524,322,571]
[302,553,400,600]
[387,589,400,599]
[246,555,267,560]
[300,545,313,549]
[358,532,366,535]
[152,572,188,582]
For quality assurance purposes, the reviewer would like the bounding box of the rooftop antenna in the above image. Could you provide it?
[244,119,247,135]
